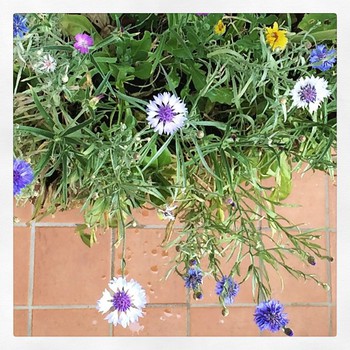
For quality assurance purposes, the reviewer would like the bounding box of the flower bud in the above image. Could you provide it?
[284,327,294,336]
[305,41,312,49]
[298,135,306,143]
[175,245,181,252]
[307,256,316,266]
[196,130,205,139]
[322,282,330,291]
[62,75,69,83]
[280,97,287,104]
[221,308,229,317]
[133,153,140,160]
[193,291,203,300]
[189,258,197,266]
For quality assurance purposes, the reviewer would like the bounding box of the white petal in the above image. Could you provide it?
[105,310,120,326]
[96,289,113,314]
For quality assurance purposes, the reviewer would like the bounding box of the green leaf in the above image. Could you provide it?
[130,31,152,61]
[157,147,173,167]
[17,125,54,139]
[31,88,54,128]
[134,61,152,80]
[270,153,292,202]
[61,118,93,137]
[298,14,336,32]
[205,88,234,104]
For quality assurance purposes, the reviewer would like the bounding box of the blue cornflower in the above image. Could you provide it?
[184,266,203,290]
[309,45,336,72]
[13,159,34,196]
[254,300,289,333]
[215,275,240,305]
[13,14,29,38]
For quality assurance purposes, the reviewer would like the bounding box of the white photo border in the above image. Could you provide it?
[1,1,349,349]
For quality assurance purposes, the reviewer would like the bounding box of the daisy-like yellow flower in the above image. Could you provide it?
[265,22,288,51]
[214,19,226,35]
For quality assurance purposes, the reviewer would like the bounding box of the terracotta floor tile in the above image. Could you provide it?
[331,306,337,336]
[32,309,109,336]
[13,201,32,224]
[329,232,337,303]
[37,208,84,223]
[190,307,259,336]
[262,169,326,229]
[131,207,161,226]
[260,231,329,303]
[328,178,337,229]
[33,227,111,305]
[14,310,28,336]
[113,306,187,336]
[14,227,31,305]
[114,228,187,304]
[264,306,330,336]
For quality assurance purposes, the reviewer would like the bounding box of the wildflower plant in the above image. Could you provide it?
[13,13,336,334]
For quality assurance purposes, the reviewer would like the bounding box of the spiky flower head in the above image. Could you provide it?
[13,14,29,38]
[291,75,331,114]
[146,92,188,135]
[309,45,336,72]
[13,159,34,196]
[96,277,147,328]
[254,300,289,333]
[184,266,203,290]
[215,275,240,306]
[36,54,57,73]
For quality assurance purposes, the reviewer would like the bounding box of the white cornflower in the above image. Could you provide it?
[146,92,188,135]
[290,75,331,114]
[36,54,57,73]
[96,277,147,328]
[157,204,177,221]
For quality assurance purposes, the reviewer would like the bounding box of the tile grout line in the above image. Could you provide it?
[14,301,335,310]
[325,174,333,336]
[13,222,337,233]
[27,205,35,336]
[109,228,116,337]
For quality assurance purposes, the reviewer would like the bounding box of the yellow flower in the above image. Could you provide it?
[265,22,288,51]
[214,19,226,35]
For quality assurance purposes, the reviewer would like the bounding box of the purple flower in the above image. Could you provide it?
[146,92,188,135]
[74,33,94,54]
[254,300,289,333]
[13,14,29,38]
[13,159,34,196]
[309,45,336,72]
[184,266,203,290]
[215,275,239,305]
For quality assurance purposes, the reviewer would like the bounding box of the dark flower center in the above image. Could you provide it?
[158,105,174,122]
[299,84,317,103]
[13,169,21,182]
[112,290,132,312]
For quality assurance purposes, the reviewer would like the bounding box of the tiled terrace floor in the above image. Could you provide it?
[14,169,336,336]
